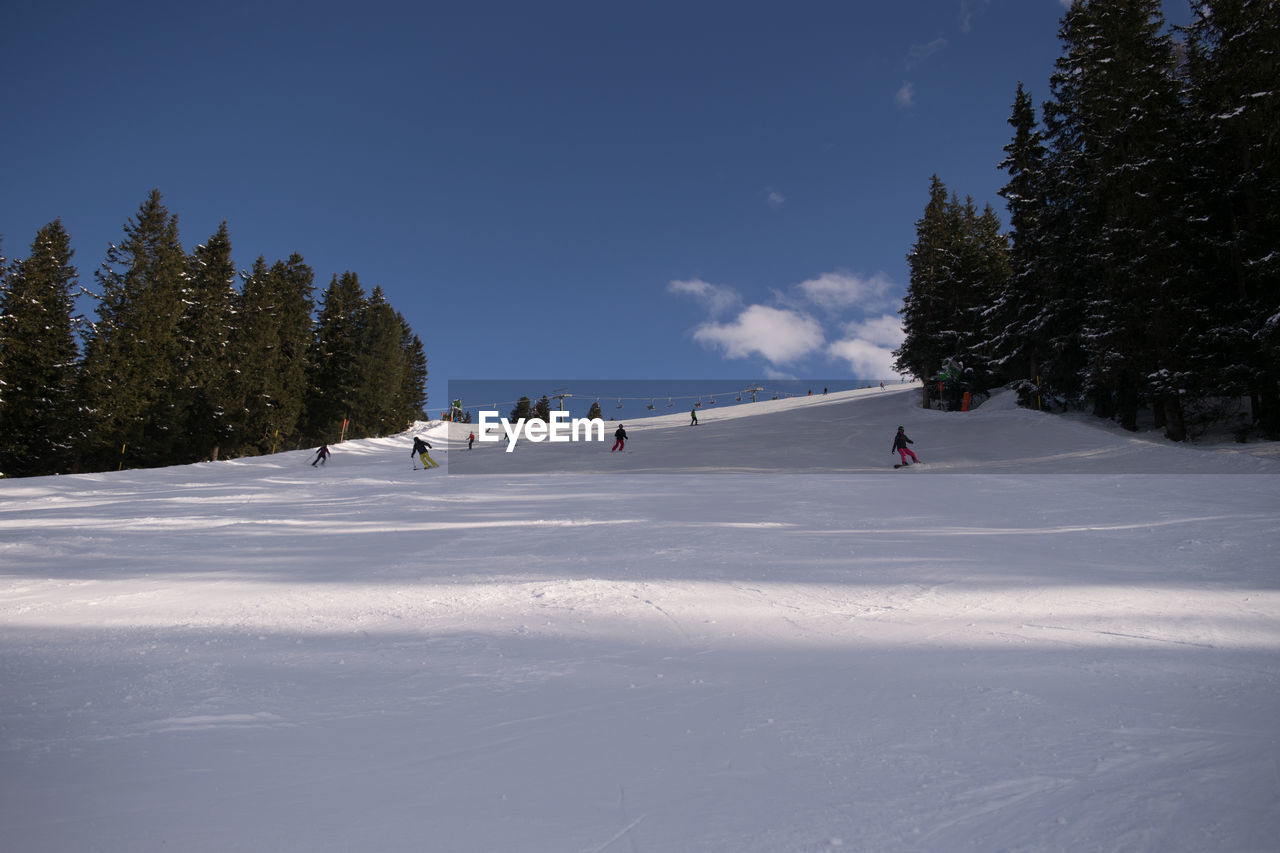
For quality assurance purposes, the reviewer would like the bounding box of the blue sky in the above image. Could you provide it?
[2,1,1192,409]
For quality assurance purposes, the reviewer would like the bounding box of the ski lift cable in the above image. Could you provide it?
[471,385,809,412]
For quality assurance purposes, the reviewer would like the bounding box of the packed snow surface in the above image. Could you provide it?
[2,386,1278,852]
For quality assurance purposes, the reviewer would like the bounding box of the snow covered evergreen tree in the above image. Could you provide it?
[229,255,315,455]
[350,286,406,437]
[1185,0,1280,436]
[509,396,533,423]
[896,176,960,397]
[991,83,1067,407]
[178,222,237,462]
[3,191,428,471]
[896,176,1009,406]
[533,395,553,423]
[961,201,1012,389]
[0,222,81,476]
[303,271,365,444]
[393,317,428,428]
[1041,0,1184,431]
[79,190,190,469]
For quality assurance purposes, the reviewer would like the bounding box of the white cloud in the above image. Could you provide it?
[766,187,785,209]
[670,271,905,376]
[905,37,947,69]
[827,314,904,379]
[896,81,915,109]
[796,271,894,313]
[959,0,992,33]
[667,278,741,318]
[845,313,904,348]
[693,305,825,365]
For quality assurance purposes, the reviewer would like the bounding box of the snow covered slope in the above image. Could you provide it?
[445,383,1280,474]
[2,387,1278,852]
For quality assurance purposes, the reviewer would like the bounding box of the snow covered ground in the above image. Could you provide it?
[2,385,1278,852]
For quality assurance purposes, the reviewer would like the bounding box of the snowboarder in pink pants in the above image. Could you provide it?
[892,426,919,465]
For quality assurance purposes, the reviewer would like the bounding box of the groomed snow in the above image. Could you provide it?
[2,385,1278,852]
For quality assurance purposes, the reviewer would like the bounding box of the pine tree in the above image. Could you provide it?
[896,176,1008,407]
[1042,0,1184,430]
[229,256,314,454]
[0,221,81,476]
[957,200,1011,390]
[350,286,405,437]
[227,257,281,454]
[587,400,602,420]
[533,395,552,422]
[79,190,190,469]
[304,272,365,443]
[992,83,1059,405]
[178,222,236,462]
[509,396,533,422]
[896,175,960,403]
[275,254,316,442]
[1185,0,1280,435]
[393,315,428,428]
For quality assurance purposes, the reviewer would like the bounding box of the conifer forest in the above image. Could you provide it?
[0,190,428,477]
[894,0,1278,441]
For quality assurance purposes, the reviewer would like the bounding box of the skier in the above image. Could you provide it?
[891,426,920,466]
[467,432,475,450]
[412,435,439,469]
[612,424,628,452]
[690,407,699,426]
[311,444,330,467]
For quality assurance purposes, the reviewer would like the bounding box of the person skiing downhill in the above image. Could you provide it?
[690,407,699,426]
[467,432,475,450]
[311,444,330,467]
[612,424,628,452]
[412,436,439,469]
[892,426,919,466]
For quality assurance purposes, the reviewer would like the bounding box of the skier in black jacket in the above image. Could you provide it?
[412,436,439,469]
[611,424,628,452]
[892,426,919,466]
